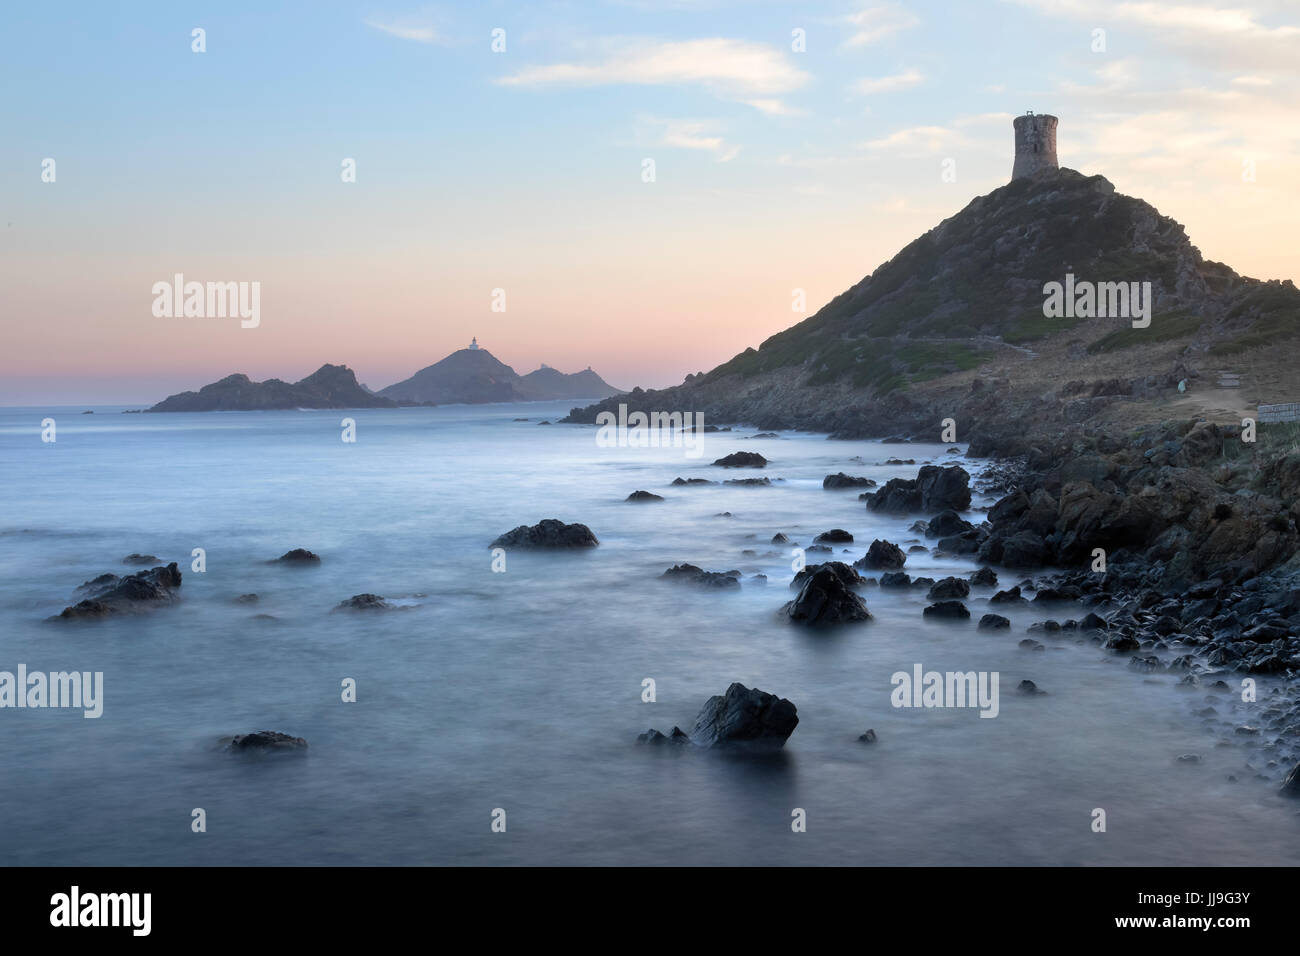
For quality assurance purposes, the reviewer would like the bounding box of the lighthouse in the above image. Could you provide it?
[468,337,480,351]
[1011,112,1059,180]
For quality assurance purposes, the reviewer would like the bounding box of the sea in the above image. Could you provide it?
[0,401,1296,865]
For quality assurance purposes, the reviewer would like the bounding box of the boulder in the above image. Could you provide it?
[712,452,767,468]
[924,600,970,619]
[661,564,741,589]
[56,563,183,619]
[969,567,999,587]
[687,683,800,749]
[823,473,876,489]
[332,593,393,611]
[855,539,906,571]
[927,576,971,601]
[626,490,664,502]
[814,529,854,544]
[122,553,161,565]
[978,613,1011,630]
[274,548,321,564]
[865,465,970,514]
[926,510,974,539]
[490,519,599,548]
[783,567,872,626]
[790,561,863,591]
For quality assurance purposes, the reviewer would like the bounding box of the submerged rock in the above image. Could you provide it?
[927,576,971,601]
[122,553,161,565]
[55,562,183,619]
[969,567,999,587]
[712,451,767,468]
[626,490,664,502]
[274,548,321,565]
[814,529,854,544]
[333,593,394,612]
[858,729,877,743]
[661,564,741,589]
[923,600,970,619]
[978,613,1011,630]
[490,519,599,548]
[671,477,715,486]
[225,731,308,753]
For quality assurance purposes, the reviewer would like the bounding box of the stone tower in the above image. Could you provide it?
[1012,112,1058,180]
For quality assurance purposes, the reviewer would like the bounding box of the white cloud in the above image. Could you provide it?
[841,2,921,47]
[497,38,810,100]
[859,125,965,152]
[853,68,924,95]
[643,117,741,162]
[365,18,439,44]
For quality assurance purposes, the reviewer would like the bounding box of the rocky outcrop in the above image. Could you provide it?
[661,564,741,589]
[150,364,397,412]
[783,566,871,626]
[626,490,664,502]
[712,452,767,468]
[855,539,906,570]
[824,473,876,489]
[55,563,183,619]
[490,519,599,548]
[274,548,321,564]
[865,465,971,514]
[640,682,799,751]
[333,593,394,611]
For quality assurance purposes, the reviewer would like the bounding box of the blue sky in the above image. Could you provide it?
[2,1,1297,403]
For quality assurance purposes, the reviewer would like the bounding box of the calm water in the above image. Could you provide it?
[0,402,1295,866]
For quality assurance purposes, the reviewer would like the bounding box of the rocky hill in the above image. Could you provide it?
[148,364,396,412]
[566,167,1300,448]
[378,348,621,405]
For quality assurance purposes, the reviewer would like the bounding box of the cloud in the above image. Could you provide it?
[1005,0,1300,72]
[496,38,810,100]
[364,17,439,44]
[853,68,924,95]
[841,2,921,47]
[649,118,741,162]
[743,98,801,116]
[858,125,966,153]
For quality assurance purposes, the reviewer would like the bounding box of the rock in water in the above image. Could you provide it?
[814,529,854,543]
[711,451,767,468]
[688,683,799,750]
[660,564,741,589]
[56,562,183,619]
[855,539,906,570]
[927,576,971,601]
[225,731,308,753]
[865,465,971,514]
[783,566,872,626]
[274,548,321,564]
[490,519,599,548]
[333,593,393,612]
[823,473,876,489]
[626,490,664,502]
[923,600,970,619]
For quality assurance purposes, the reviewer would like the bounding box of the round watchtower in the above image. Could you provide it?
[1012,112,1059,180]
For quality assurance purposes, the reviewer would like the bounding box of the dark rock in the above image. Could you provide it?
[923,600,970,619]
[865,464,971,514]
[823,473,876,489]
[855,539,906,570]
[927,576,971,601]
[55,563,183,619]
[979,613,1011,630]
[274,548,321,564]
[1017,680,1046,695]
[661,564,741,589]
[970,567,999,588]
[626,490,664,502]
[771,532,790,544]
[783,567,872,626]
[712,452,767,468]
[333,593,393,612]
[814,529,854,544]
[490,519,599,548]
[235,593,259,604]
[1281,761,1300,797]
[926,511,974,539]
[122,553,161,565]
[671,477,715,485]
[858,729,877,743]
[643,683,799,750]
[225,731,308,753]
[879,571,911,588]
[990,585,1026,604]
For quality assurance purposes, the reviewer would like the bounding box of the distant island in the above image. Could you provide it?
[147,341,623,412]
